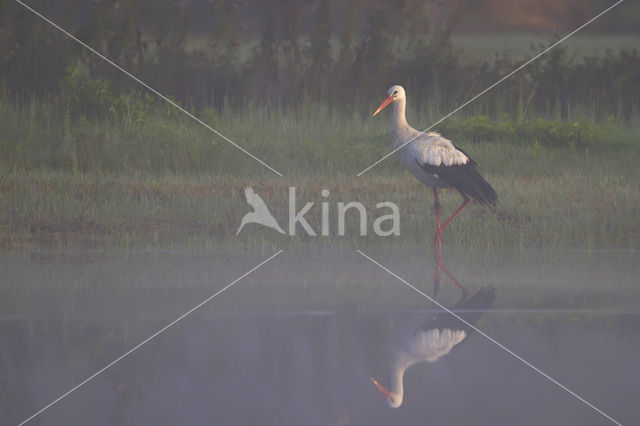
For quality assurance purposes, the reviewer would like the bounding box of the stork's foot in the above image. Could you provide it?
[455,291,469,305]
[435,257,469,300]
[458,287,470,302]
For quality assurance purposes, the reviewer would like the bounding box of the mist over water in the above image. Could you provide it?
[2,246,639,425]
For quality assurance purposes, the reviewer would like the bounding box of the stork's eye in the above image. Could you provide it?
[392,90,398,96]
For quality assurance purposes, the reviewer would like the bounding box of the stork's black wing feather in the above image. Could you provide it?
[417,146,497,207]
[415,287,497,336]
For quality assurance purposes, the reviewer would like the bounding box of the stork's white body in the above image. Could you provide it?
[370,287,497,408]
[397,132,469,189]
[387,86,470,189]
[382,328,467,408]
[406,327,468,363]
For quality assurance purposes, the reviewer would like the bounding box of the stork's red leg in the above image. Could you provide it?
[437,195,470,234]
[432,193,470,300]
[432,189,441,298]
[438,261,469,300]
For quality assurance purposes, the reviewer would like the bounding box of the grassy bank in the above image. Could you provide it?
[2,88,639,250]
[2,85,638,176]
[2,145,638,250]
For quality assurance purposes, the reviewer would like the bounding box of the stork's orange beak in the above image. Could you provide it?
[372,96,393,117]
[370,377,393,398]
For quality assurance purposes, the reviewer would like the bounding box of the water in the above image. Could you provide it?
[2,246,639,425]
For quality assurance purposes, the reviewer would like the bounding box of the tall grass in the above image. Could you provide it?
[2,143,638,250]
[1,69,638,250]
[1,82,638,177]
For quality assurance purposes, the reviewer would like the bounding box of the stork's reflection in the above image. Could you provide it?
[371,287,497,408]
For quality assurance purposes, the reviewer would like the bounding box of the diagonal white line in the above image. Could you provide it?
[356,249,623,426]
[14,0,284,177]
[357,0,624,176]
[17,249,284,426]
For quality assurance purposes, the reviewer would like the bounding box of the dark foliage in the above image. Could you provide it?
[0,0,638,121]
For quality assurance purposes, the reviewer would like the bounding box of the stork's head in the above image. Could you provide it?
[370,377,404,408]
[372,85,405,117]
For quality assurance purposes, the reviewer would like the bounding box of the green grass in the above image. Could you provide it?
[2,71,639,176]
[2,145,638,250]
[1,86,639,250]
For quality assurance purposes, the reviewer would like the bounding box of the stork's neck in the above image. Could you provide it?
[390,365,406,398]
[391,97,413,151]
[392,97,410,135]
[389,353,411,404]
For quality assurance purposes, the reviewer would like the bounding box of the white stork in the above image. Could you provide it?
[372,85,497,298]
[370,287,497,408]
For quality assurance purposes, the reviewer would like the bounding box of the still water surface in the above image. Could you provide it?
[2,247,639,425]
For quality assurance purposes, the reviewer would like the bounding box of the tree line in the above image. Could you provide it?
[1,0,638,121]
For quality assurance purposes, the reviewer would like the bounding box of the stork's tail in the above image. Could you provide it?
[450,286,497,326]
[415,287,497,335]
[462,164,497,207]
[447,146,497,207]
